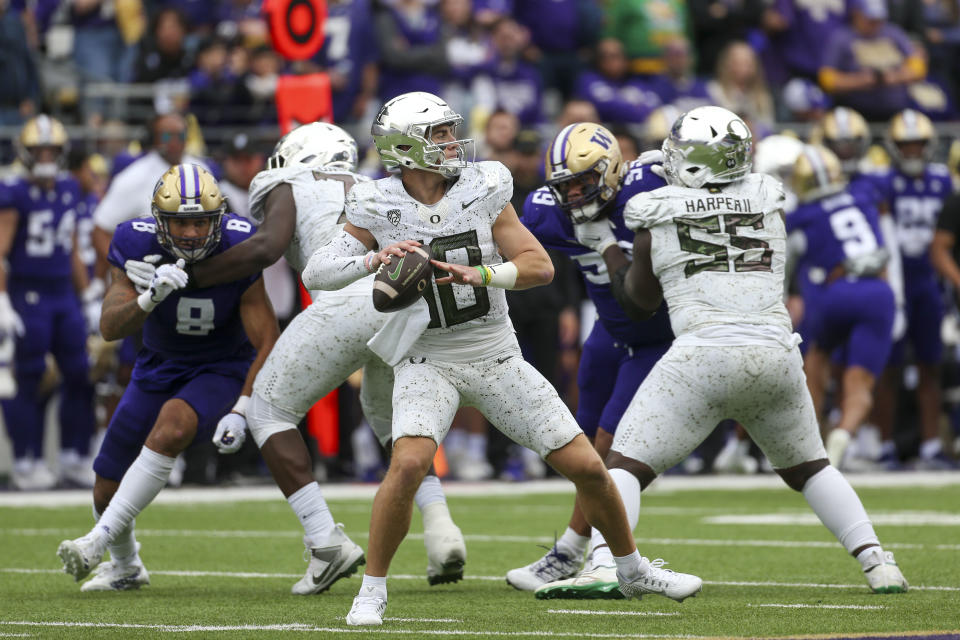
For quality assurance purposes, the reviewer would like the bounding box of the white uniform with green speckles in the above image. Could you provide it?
[617,173,827,471]
[346,161,583,456]
[246,165,394,445]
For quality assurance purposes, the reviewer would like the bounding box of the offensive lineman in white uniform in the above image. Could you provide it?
[302,91,703,626]
[536,106,908,599]
[123,123,466,593]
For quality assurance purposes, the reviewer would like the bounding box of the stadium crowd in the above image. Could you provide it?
[2,0,960,493]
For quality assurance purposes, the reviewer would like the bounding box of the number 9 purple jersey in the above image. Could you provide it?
[106,213,260,390]
[521,159,673,347]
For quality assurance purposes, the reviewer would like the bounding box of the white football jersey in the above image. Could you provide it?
[346,161,515,361]
[623,173,795,346]
[248,164,370,281]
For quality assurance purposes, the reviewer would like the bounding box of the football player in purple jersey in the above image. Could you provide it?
[785,145,896,468]
[0,115,97,490]
[864,110,954,467]
[505,122,676,595]
[56,164,279,592]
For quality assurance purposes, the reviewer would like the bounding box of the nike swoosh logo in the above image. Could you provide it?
[387,256,406,281]
[496,355,513,365]
[462,197,480,209]
[310,547,341,585]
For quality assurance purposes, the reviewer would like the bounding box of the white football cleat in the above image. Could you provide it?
[534,565,623,600]
[862,549,908,594]
[291,524,365,595]
[506,544,582,591]
[57,533,107,582]
[346,585,387,626]
[617,558,702,602]
[81,557,150,591]
[424,520,466,586]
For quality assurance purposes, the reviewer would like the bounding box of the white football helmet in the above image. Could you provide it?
[267,122,358,172]
[662,106,753,188]
[371,92,473,177]
[753,134,805,183]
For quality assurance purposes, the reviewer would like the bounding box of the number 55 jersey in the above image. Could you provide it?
[106,213,260,390]
[624,173,795,346]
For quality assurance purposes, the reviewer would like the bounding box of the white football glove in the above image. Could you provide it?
[892,305,907,341]
[81,278,105,335]
[213,411,247,454]
[125,254,163,293]
[137,258,189,312]
[574,218,619,255]
[0,292,25,340]
[638,149,666,179]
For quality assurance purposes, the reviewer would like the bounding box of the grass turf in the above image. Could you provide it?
[1,480,959,639]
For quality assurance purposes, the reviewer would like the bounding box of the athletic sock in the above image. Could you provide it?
[93,506,138,563]
[288,482,335,545]
[414,475,447,511]
[802,466,879,554]
[588,469,641,568]
[96,447,175,544]
[360,573,387,598]
[557,526,589,557]
[613,549,648,582]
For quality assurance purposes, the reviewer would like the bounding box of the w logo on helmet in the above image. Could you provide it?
[589,128,613,150]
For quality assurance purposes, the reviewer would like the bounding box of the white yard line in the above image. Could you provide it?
[547,610,681,617]
[0,621,706,638]
[5,568,959,591]
[3,528,952,553]
[1,472,958,507]
[746,603,884,610]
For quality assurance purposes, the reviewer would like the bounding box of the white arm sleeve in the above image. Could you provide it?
[301,229,373,291]
[878,214,905,307]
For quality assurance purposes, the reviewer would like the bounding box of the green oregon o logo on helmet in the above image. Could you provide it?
[371,92,475,178]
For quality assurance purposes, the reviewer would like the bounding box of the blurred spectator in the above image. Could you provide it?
[611,125,640,162]
[479,108,519,162]
[442,0,495,114]
[244,45,280,125]
[760,0,848,88]
[218,132,265,219]
[96,119,142,177]
[641,104,682,151]
[920,0,960,116]
[689,0,764,76]
[474,17,543,125]
[641,37,712,113]
[508,128,546,207]
[708,40,775,132]
[555,99,600,129]
[0,1,39,125]
[781,77,831,122]
[164,0,218,36]
[574,38,661,125]
[134,7,191,84]
[514,0,603,99]
[888,0,926,37]
[374,0,449,102]
[189,36,252,125]
[71,0,139,87]
[818,0,926,121]
[603,0,690,75]
[311,0,378,123]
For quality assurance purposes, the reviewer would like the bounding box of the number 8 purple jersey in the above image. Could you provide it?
[106,213,260,376]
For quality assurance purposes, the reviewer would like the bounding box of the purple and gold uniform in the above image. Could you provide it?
[867,163,952,365]
[522,160,674,436]
[94,213,259,481]
[787,189,895,377]
[0,174,95,462]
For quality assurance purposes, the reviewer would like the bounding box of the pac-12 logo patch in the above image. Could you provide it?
[386,209,401,226]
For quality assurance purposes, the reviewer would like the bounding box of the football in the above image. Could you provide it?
[372,245,434,312]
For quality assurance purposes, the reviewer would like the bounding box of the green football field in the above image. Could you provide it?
[2,474,959,639]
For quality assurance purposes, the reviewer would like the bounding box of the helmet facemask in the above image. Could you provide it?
[547,159,615,223]
[374,115,473,178]
[153,209,224,263]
